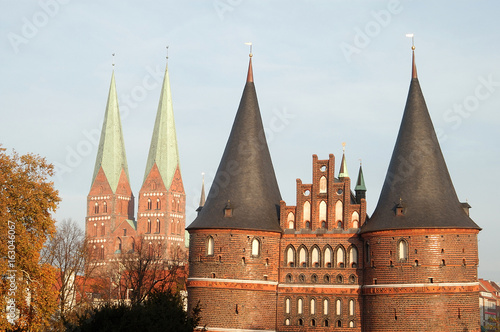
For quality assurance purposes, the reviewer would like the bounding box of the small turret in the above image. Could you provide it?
[355,162,366,204]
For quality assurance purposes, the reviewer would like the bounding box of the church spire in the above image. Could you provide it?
[362,47,480,233]
[188,54,282,232]
[143,59,180,188]
[91,70,130,192]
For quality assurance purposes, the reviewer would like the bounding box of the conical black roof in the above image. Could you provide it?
[362,54,480,233]
[187,58,282,232]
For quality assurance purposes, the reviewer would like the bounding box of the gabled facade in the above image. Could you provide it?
[187,50,481,332]
[86,63,186,269]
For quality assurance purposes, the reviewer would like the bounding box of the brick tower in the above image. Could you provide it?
[360,48,481,331]
[137,61,186,259]
[86,70,135,263]
[187,55,283,330]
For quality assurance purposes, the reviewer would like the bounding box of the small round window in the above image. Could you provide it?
[320,165,327,172]
[337,189,343,195]
[304,190,310,196]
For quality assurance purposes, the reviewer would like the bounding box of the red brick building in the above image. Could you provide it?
[86,62,186,269]
[187,49,481,331]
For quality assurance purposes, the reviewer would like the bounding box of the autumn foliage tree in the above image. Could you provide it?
[0,147,60,331]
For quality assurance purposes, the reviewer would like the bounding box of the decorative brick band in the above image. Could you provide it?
[278,284,361,295]
[363,282,479,295]
[187,278,278,292]
[196,327,276,332]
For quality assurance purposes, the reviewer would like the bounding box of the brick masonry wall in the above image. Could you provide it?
[362,229,479,285]
[188,287,278,330]
[188,229,281,281]
[363,292,480,331]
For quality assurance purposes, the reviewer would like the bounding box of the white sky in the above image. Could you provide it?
[1,1,499,281]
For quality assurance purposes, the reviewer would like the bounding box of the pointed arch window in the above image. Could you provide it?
[398,239,408,261]
[335,200,343,224]
[117,238,122,252]
[93,223,97,237]
[287,212,295,229]
[336,299,342,315]
[349,246,358,268]
[147,198,152,210]
[324,247,332,268]
[319,201,327,225]
[176,220,181,234]
[155,219,160,233]
[103,201,107,213]
[310,298,316,315]
[303,201,311,224]
[319,176,327,193]
[286,246,295,267]
[323,298,329,315]
[207,236,214,256]
[156,198,161,210]
[94,202,99,214]
[312,247,320,267]
[101,223,105,237]
[285,298,291,314]
[299,247,308,267]
[297,298,303,315]
[352,211,359,228]
[99,245,105,260]
[177,200,180,212]
[349,299,355,316]
[251,238,260,257]
[147,219,151,234]
[336,246,345,268]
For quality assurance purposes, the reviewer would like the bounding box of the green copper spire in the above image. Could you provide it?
[338,143,349,179]
[355,163,366,191]
[143,63,180,188]
[91,71,130,192]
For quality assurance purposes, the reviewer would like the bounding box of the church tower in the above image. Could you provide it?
[137,60,186,260]
[86,70,135,262]
[360,47,481,331]
[187,54,283,330]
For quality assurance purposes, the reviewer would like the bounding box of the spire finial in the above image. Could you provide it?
[406,33,417,79]
[112,53,115,68]
[342,141,346,152]
[359,158,362,166]
[244,42,254,83]
[244,42,253,57]
[166,45,169,62]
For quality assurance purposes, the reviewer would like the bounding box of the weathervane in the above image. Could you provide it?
[342,142,346,152]
[406,33,415,50]
[244,42,253,57]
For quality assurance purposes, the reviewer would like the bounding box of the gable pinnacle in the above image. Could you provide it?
[339,142,349,179]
